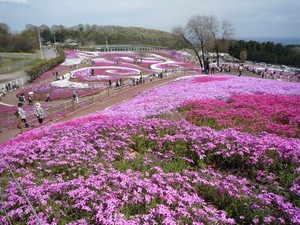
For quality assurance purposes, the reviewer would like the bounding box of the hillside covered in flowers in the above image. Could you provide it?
[1,55,300,224]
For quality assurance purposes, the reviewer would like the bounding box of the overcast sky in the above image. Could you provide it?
[1,0,299,38]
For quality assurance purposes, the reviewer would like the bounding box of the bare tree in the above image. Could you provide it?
[204,15,220,63]
[219,19,235,53]
[173,15,234,68]
[205,16,234,66]
[187,15,212,67]
[172,26,203,67]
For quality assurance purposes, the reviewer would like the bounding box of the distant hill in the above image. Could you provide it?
[40,25,187,49]
[237,37,300,46]
[88,25,177,47]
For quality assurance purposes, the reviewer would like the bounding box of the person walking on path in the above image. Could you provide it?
[17,102,29,128]
[34,102,46,124]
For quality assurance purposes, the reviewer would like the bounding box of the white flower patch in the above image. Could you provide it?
[150,61,179,71]
[51,71,89,88]
[91,75,111,79]
[148,53,169,61]
[61,58,82,66]
[91,66,141,75]
[106,69,140,75]
[51,79,89,88]
[178,50,191,56]
[119,57,135,61]
[77,51,99,58]
[93,58,111,63]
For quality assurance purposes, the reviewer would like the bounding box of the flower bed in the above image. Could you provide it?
[2,68,300,223]
[100,75,300,118]
[1,115,300,224]
[19,83,100,101]
[179,94,300,138]
[16,50,198,101]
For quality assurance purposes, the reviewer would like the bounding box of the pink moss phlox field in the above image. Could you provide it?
[19,83,97,101]
[17,49,201,101]
[33,64,69,83]
[0,105,16,118]
[0,104,35,130]
[1,115,300,224]
[181,94,300,138]
[1,75,300,224]
[193,76,230,83]
[100,75,300,118]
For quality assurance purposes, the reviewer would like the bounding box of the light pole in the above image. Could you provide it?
[105,36,109,51]
[53,32,57,51]
[37,29,44,60]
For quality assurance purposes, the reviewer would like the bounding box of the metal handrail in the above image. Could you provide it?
[4,162,42,224]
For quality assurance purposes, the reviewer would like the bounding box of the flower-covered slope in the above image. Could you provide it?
[1,75,300,225]
[99,75,300,118]
[20,50,201,101]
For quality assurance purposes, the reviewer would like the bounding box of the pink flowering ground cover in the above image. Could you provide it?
[1,74,300,224]
[149,50,190,61]
[16,50,200,101]
[19,83,98,101]
[100,75,300,118]
[0,104,34,130]
[0,105,16,118]
[179,94,300,138]
[33,64,69,83]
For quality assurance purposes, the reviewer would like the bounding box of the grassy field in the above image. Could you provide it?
[0,52,38,74]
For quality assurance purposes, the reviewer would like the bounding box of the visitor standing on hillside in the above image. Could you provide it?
[28,95,33,105]
[46,93,52,102]
[204,58,210,74]
[17,102,29,128]
[210,61,219,74]
[238,64,244,77]
[19,93,26,103]
[72,91,79,102]
[34,102,46,124]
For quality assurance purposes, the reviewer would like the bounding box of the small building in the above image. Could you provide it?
[63,39,78,47]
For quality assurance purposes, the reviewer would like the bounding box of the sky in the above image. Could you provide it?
[0,0,300,39]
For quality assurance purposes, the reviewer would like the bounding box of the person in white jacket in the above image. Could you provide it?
[209,61,220,74]
[17,102,29,128]
[34,102,46,124]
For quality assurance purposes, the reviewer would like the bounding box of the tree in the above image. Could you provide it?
[0,23,10,34]
[173,15,234,67]
[219,19,235,53]
[205,16,234,66]
[186,15,212,67]
[239,50,247,62]
[172,26,203,67]
[39,25,52,43]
